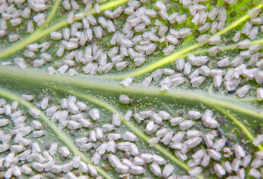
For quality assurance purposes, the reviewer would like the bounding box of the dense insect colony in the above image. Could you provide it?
[0,94,263,178]
[1,0,263,97]
[1,0,263,178]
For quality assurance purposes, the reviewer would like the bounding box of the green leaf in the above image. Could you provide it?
[0,0,263,178]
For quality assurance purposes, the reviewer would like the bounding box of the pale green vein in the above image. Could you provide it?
[0,0,129,59]
[103,3,263,80]
[40,0,63,29]
[160,100,263,151]
[103,35,263,80]
[0,88,112,179]
[236,97,259,103]
[55,87,194,175]
[214,107,263,151]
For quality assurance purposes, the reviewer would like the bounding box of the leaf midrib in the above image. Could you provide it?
[0,66,262,150]
[1,66,259,118]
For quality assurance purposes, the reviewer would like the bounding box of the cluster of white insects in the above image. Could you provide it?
[1,0,263,178]
[1,0,263,98]
[0,93,263,178]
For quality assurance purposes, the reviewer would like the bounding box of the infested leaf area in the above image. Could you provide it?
[0,0,263,178]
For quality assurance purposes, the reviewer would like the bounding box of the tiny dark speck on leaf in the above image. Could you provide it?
[227,133,236,141]
[194,30,200,38]
[176,109,184,116]
[240,7,247,12]
[256,126,262,134]
[230,11,237,17]
[49,98,55,104]
[103,165,111,171]
[38,93,44,100]
[62,10,67,15]
[173,4,178,11]
[196,122,203,130]
[218,116,226,125]
[217,128,224,137]
[123,174,130,179]
[247,2,254,7]
[225,4,230,10]
[90,149,95,155]
[125,152,130,158]
[102,154,108,160]
[228,89,236,94]
[70,130,77,136]
[46,173,55,179]
[211,0,217,5]
[45,144,51,150]
[225,138,232,146]
[73,170,80,175]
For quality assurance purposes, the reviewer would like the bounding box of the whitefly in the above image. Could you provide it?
[32,130,45,138]
[95,127,103,140]
[180,120,195,130]
[207,35,221,45]
[191,76,206,87]
[186,130,202,138]
[33,13,46,27]
[257,88,263,101]
[8,34,20,42]
[111,112,121,126]
[249,26,259,40]
[207,149,221,161]
[21,165,32,175]
[116,61,129,71]
[149,162,162,177]
[163,45,175,55]
[145,121,159,135]
[213,163,226,177]
[89,130,97,142]
[58,146,70,158]
[209,46,221,57]
[161,130,174,145]
[156,127,168,138]
[170,117,184,126]
[217,57,230,68]
[231,158,241,172]
[166,35,179,45]
[185,136,202,149]
[32,142,41,153]
[89,108,100,121]
[189,167,202,176]
[204,133,214,148]
[184,62,192,76]
[175,151,187,161]
[198,23,210,33]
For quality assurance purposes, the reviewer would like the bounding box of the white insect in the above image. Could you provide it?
[89,108,100,121]
[149,162,162,177]
[59,146,70,158]
[119,95,132,104]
